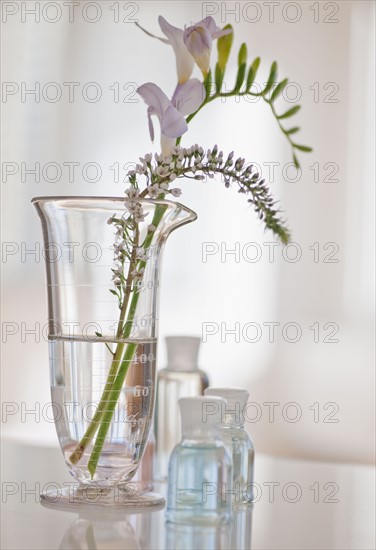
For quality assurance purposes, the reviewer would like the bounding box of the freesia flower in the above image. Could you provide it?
[137,79,205,155]
[183,17,231,76]
[158,17,195,84]
[136,16,193,84]
[136,16,232,83]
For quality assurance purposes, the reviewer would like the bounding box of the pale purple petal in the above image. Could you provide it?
[188,17,232,39]
[183,25,212,53]
[147,106,155,141]
[158,16,182,42]
[159,16,194,83]
[196,16,232,38]
[137,83,171,119]
[172,79,205,116]
[161,104,188,138]
[183,26,212,75]
[198,16,219,35]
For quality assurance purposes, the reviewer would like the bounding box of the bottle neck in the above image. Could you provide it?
[166,364,198,372]
[221,421,245,429]
[222,405,246,428]
[182,426,222,441]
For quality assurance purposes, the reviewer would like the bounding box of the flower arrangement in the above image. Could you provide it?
[69,15,311,478]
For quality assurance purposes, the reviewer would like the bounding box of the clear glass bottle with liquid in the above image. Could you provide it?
[166,396,233,525]
[155,336,209,479]
[205,387,254,505]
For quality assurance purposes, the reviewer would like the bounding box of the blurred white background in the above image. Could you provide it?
[1,0,375,466]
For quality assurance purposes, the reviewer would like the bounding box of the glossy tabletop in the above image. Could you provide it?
[1,438,375,549]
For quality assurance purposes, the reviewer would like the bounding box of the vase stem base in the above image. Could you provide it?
[40,485,165,512]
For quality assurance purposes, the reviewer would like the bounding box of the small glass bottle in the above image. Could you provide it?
[166,396,233,525]
[205,387,255,505]
[155,336,209,479]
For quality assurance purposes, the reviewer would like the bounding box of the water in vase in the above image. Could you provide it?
[49,338,156,486]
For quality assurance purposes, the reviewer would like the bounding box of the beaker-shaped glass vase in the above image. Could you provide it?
[32,196,197,507]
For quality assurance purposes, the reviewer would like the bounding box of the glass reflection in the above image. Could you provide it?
[49,496,252,549]
[55,502,164,549]
[166,522,231,550]
[59,516,139,550]
[232,505,253,549]
[165,505,252,550]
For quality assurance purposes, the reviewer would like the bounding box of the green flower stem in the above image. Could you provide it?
[69,341,126,464]
[116,225,139,339]
[87,341,138,478]
[69,227,141,465]
[84,204,167,478]
[266,99,301,166]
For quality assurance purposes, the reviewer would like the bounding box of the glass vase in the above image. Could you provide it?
[32,196,197,507]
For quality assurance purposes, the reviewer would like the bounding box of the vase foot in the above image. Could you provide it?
[40,484,165,512]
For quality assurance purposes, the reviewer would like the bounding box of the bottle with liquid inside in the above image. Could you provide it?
[166,396,233,525]
[205,387,255,505]
[155,336,209,479]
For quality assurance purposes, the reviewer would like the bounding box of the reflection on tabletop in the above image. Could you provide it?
[55,505,253,550]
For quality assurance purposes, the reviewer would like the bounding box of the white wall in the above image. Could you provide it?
[1,1,374,463]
